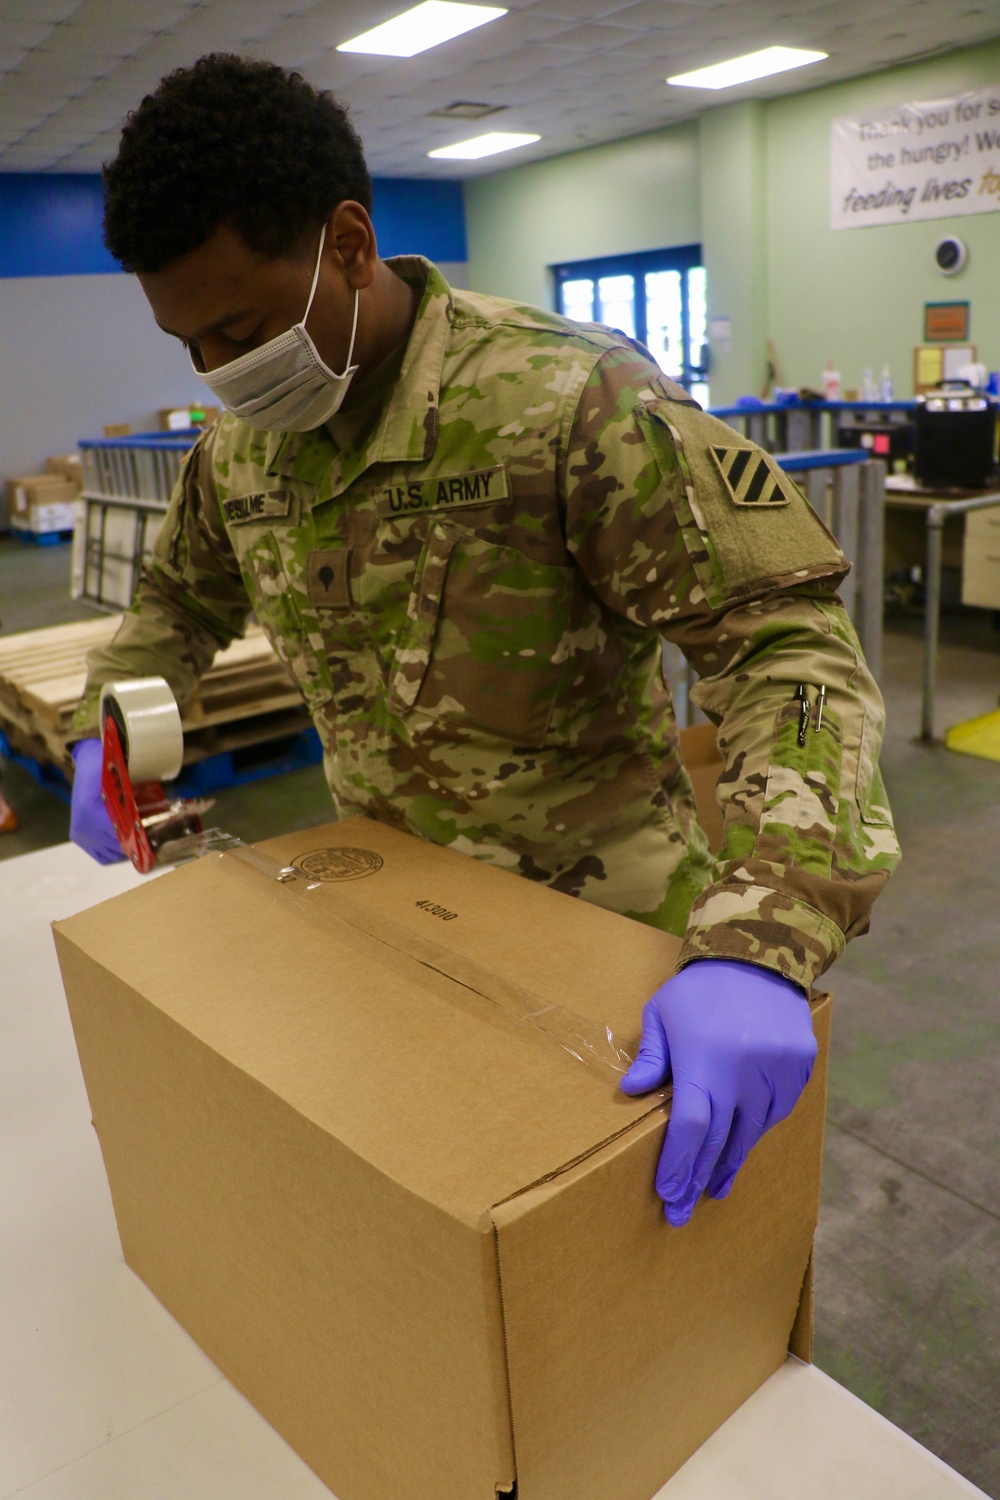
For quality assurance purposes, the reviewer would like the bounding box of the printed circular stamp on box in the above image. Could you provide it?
[293,847,384,882]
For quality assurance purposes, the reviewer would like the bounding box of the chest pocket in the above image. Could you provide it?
[388,518,575,746]
[228,519,335,711]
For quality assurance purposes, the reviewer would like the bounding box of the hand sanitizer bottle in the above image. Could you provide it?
[880,364,893,401]
[822,360,841,402]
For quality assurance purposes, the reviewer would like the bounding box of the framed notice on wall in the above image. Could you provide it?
[924,302,970,342]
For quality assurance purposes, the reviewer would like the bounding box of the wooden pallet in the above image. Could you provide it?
[0,617,306,773]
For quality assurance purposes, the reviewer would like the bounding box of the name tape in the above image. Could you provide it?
[376,466,508,518]
[221,491,292,526]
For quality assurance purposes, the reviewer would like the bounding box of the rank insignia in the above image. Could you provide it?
[710,446,790,507]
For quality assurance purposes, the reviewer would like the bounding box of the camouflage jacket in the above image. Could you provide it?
[73,257,899,989]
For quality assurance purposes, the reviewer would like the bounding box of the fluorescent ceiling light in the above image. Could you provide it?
[429,131,539,160]
[338,1,506,58]
[667,46,827,90]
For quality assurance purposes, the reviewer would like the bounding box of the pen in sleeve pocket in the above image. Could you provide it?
[795,684,810,747]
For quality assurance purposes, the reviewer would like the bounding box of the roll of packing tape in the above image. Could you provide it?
[100,677,184,783]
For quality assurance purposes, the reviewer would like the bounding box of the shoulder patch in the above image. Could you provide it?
[637,399,848,608]
[709,446,789,508]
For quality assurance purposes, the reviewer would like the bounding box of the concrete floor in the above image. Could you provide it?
[2,534,999,1495]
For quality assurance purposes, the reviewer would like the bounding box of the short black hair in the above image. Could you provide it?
[103,53,372,273]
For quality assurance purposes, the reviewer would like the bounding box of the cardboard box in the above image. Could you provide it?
[11,499,78,535]
[6,473,79,526]
[45,453,83,491]
[53,819,829,1500]
[157,404,220,431]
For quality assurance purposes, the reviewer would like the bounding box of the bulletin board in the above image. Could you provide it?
[913,344,976,394]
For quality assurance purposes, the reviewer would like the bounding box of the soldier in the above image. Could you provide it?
[69,55,899,1227]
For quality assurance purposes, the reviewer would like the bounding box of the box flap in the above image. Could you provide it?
[54,819,680,1228]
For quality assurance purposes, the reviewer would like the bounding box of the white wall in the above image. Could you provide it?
[0,260,475,532]
[0,272,207,520]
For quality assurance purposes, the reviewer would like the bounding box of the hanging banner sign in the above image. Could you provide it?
[830,87,1000,229]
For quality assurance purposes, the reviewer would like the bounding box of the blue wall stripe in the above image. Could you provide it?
[0,173,467,279]
[0,175,116,277]
[372,177,467,263]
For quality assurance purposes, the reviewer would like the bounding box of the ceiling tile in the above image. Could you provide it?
[15,51,115,82]
[35,20,153,54]
[0,0,82,21]
[532,0,660,18]
[166,5,280,51]
[542,20,648,45]
[67,0,194,24]
[46,148,103,168]
[0,0,996,174]
[0,144,65,166]
[486,11,581,43]
[530,42,640,73]
[259,11,349,57]
[597,0,696,26]
[1,20,57,46]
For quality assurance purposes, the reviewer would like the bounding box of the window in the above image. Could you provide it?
[552,246,708,408]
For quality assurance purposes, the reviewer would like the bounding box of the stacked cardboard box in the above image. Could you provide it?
[157,404,220,431]
[6,473,79,535]
[54,815,830,1500]
[45,453,84,489]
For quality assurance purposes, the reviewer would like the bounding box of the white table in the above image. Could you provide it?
[1,843,988,1500]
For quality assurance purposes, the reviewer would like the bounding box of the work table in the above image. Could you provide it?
[0,841,986,1500]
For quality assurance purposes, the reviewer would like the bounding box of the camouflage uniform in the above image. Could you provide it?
[72,257,899,990]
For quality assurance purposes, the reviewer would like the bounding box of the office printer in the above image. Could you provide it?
[914,382,998,489]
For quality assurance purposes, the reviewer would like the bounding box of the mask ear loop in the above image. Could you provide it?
[342,286,360,373]
[303,220,360,376]
[302,221,328,324]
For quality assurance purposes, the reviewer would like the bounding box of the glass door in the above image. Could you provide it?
[686,265,709,408]
[552,246,708,405]
[596,273,637,340]
[644,269,683,382]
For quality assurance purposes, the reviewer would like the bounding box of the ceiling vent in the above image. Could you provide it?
[427,101,507,119]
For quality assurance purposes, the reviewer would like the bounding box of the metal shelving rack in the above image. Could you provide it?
[708,398,915,456]
[72,432,199,610]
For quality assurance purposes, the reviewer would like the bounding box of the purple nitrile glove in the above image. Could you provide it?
[620,959,816,1227]
[70,738,125,865]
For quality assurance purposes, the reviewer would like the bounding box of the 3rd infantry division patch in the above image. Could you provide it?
[710,445,790,507]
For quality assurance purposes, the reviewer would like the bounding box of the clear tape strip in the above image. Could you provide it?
[208,840,637,1086]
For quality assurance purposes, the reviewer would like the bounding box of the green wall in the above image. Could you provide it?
[766,39,1000,401]
[463,38,1000,404]
[699,99,769,404]
[462,122,699,308]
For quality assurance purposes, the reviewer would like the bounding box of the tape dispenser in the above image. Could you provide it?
[99,677,224,873]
